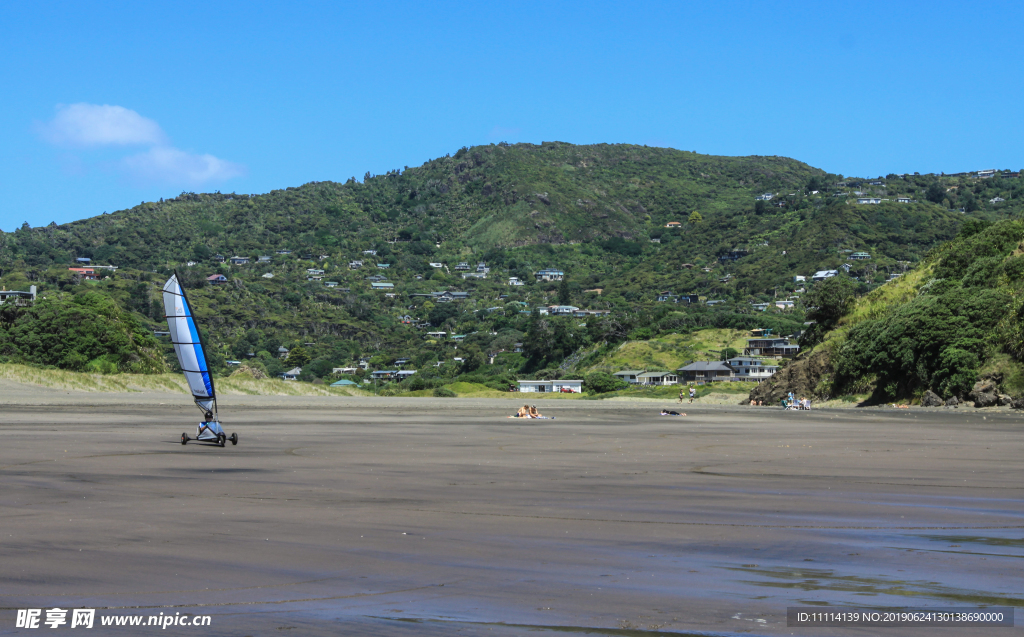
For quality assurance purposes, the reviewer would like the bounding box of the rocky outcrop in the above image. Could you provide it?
[921,390,943,407]
[969,379,999,408]
[746,349,832,405]
[998,394,1014,406]
[945,396,959,407]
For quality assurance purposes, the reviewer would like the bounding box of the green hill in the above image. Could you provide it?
[750,218,1024,406]
[0,143,1020,386]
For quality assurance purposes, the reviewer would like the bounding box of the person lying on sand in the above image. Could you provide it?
[660,409,686,416]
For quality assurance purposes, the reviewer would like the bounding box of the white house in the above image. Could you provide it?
[990,197,1005,204]
[897,197,912,203]
[856,197,882,204]
[518,379,583,393]
[535,268,564,281]
[280,367,302,381]
[508,276,524,286]
[755,193,774,201]
[636,371,678,386]
[812,270,838,281]
[429,262,444,268]
[613,370,644,384]
[794,275,806,283]
[332,367,359,374]
[725,357,779,382]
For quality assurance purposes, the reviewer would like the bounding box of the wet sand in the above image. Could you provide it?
[1,394,1022,636]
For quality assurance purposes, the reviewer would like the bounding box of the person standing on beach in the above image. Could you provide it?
[678,387,685,404]
[688,386,696,404]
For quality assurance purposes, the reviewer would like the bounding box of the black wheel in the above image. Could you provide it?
[181,433,188,445]
[219,434,226,447]
[230,433,238,446]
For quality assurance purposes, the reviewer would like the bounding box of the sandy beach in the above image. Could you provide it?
[1,386,1021,635]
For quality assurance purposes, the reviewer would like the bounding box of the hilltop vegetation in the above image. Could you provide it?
[0,142,1020,389]
[752,219,1024,405]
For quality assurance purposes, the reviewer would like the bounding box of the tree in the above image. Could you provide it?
[557,278,571,305]
[286,345,310,368]
[799,276,857,347]
[584,371,628,394]
[925,181,945,204]
[688,211,703,224]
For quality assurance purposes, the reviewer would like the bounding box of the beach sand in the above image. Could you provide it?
[1,387,1021,635]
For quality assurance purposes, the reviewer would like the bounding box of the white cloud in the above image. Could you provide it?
[37,103,168,147]
[120,146,246,186]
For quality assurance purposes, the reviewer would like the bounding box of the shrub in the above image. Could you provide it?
[432,387,456,397]
[584,371,628,394]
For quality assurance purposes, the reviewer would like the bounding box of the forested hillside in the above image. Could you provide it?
[751,219,1024,406]
[0,142,1019,388]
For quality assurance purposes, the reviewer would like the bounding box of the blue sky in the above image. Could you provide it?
[2,0,1021,231]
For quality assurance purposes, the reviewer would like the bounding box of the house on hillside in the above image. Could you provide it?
[897,197,912,203]
[262,272,274,278]
[991,197,1006,204]
[69,267,97,280]
[280,367,302,381]
[657,292,678,302]
[230,256,250,265]
[370,282,394,291]
[410,291,469,302]
[258,255,272,263]
[548,305,579,315]
[277,346,289,359]
[306,268,325,276]
[856,197,882,204]
[426,331,447,339]
[454,262,471,271]
[429,262,444,268]
[850,252,870,260]
[664,221,682,228]
[535,268,564,282]
[0,285,37,306]
[743,336,799,358]
[362,249,378,256]
[206,274,228,284]
[275,249,291,255]
[462,272,486,279]
[325,281,338,288]
[213,254,225,263]
[718,250,748,262]
[755,193,774,201]
[377,263,390,269]
[75,257,91,264]
[476,262,489,274]
[349,260,363,269]
[812,270,838,281]
[508,276,524,286]
[726,357,779,382]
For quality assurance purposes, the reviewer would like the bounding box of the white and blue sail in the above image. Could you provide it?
[163,274,218,420]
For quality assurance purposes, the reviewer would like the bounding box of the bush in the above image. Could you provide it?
[584,371,628,394]
[432,387,456,397]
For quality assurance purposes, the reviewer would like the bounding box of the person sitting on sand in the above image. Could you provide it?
[514,405,530,418]
[660,409,686,416]
[528,405,552,419]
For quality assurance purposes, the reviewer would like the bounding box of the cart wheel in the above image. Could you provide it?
[219,434,226,447]
[230,433,238,446]
[181,433,188,445]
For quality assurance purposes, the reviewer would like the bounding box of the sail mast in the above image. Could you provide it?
[175,271,217,418]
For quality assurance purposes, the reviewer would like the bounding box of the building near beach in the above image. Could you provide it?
[517,379,583,393]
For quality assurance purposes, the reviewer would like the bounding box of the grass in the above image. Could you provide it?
[0,364,360,397]
[586,328,750,372]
